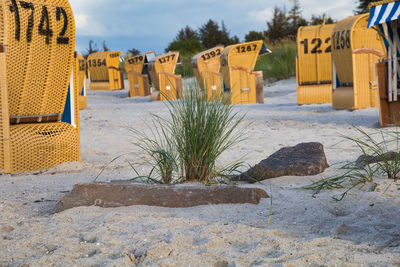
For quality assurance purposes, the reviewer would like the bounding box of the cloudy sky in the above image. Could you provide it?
[69,0,358,55]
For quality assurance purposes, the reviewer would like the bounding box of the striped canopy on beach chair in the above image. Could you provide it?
[368,0,400,126]
[368,0,400,102]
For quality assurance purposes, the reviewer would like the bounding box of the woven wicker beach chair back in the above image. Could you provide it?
[192,46,224,97]
[0,0,80,173]
[332,13,387,109]
[220,40,266,105]
[126,51,154,97]
[148,51,182,101]
[296,23,335,105]
[87,51,124,90]
[75,52,87,109]
[4,0,75,117]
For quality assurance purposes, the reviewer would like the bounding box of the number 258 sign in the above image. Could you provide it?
[8,0,70,45]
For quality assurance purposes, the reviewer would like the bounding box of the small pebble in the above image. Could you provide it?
[214,261,229,267]
[1,225,15,233]
[45,245,58,254]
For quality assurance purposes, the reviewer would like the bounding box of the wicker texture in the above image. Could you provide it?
[148,51,181,100]
[192,46,224,94]
[9,122,79,173]
[220,40,263,105]
[0,53,9,171]
[296,24,335,104]
[87,51,123,90]
[6,0,75,117]
[75,53,86,109]
[369,0,397,8]
[332,14,387,109]
[0,0,79,173]
[0,2,5,45]
[72,53,80,137]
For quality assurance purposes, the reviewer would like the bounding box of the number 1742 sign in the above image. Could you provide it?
[8,0,70,45]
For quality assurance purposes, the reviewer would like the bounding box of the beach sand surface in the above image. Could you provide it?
[0,78,399,266]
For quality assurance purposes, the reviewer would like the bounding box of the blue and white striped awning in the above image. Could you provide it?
[368,1,400,28]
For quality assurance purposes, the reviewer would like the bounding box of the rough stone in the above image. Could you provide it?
[53,182,269,213]
[237,142,329,183]
[355,152,398,168]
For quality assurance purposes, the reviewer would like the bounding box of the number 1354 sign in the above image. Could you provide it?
[8,0,71,45]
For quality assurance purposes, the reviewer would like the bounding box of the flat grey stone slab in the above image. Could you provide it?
[53,181,269,213]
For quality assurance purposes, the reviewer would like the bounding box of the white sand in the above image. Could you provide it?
[1,79,399,266]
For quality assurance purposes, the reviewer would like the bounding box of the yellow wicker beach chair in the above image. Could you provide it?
[75,53,87,110]
[296,23,335,105]
[332,14,387,110]
[0,0,80,174]
[192,46,224,97]
[126,51,155,97]
[220,40,270,105]
[368,0,400,126]
[87,51,124,91]
[148,51,182,101]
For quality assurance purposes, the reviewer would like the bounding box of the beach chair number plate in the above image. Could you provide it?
[300,38,332,54]
[159,54,175,64]
[88,59,106,67]
[9,0,70,45]
[128,56,144,64]
[79,59,86,71]
[332,30,351,50]
[201,49,221,61]
[235,44,258,53]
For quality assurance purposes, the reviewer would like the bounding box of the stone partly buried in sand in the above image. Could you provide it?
[53,182,269,213]
[237,142,329,183]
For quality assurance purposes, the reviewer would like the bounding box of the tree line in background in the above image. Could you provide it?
[163,0,337,56]
[83,0,380,80]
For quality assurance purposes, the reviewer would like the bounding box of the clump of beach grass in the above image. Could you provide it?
[128,82,248,184]
[303,125,400,200]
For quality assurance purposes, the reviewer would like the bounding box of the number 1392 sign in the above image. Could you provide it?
[8,0,70,45]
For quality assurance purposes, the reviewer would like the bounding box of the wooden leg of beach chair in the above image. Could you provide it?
[255,71,264,104]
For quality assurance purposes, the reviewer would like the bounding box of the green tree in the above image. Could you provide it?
[199,19,221,48]
[265,7,290,43]
[309,14,336,25]
[245,31,264,42]
[127,48,140,56]
[166,26,203,55]
[287,0,308,40]
[102,41,109,52]
[355,0,380,14]
[176,25,199,41]
[220,21,239,45]
[231,35,240,44]
[165,38,204,55]
[83,40,99,58]
[198,19,238,48]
